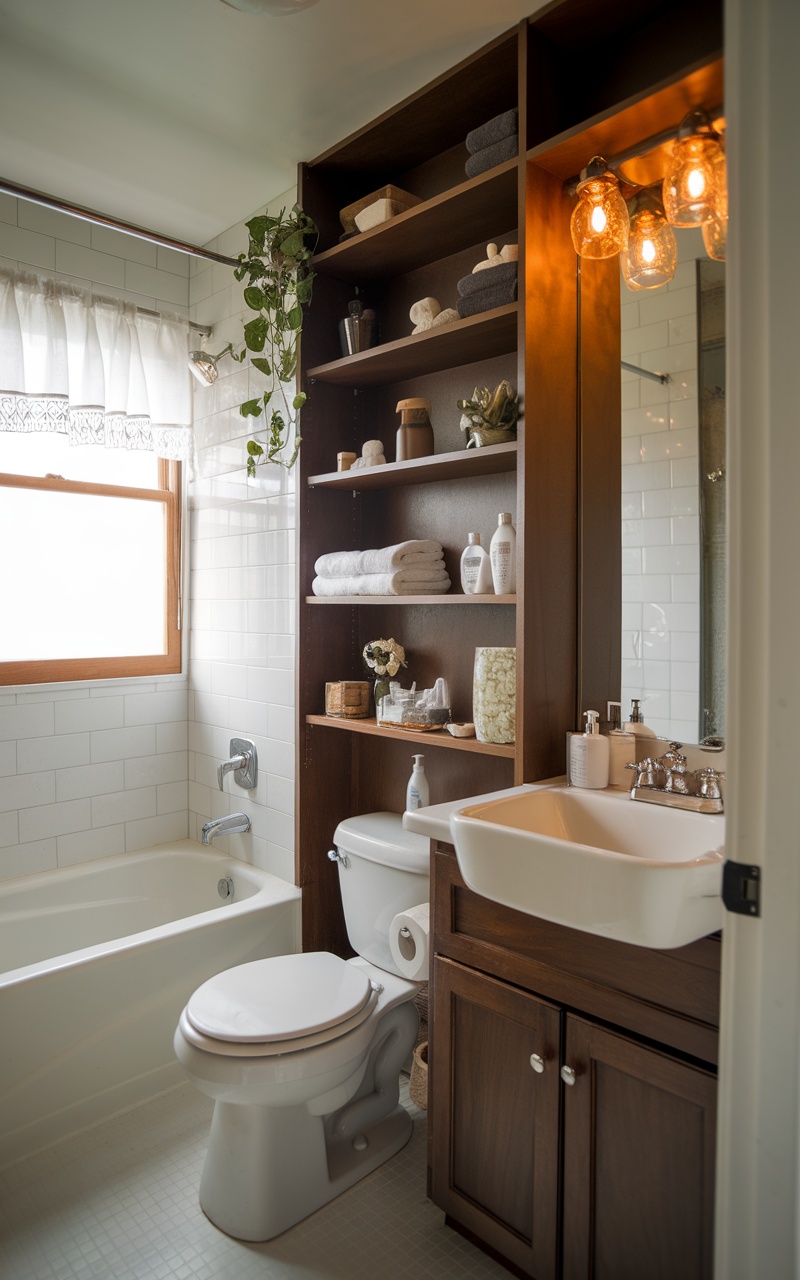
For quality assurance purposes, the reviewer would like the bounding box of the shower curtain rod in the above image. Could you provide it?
[0,176,240,269]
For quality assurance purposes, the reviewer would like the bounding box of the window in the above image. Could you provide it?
[0,435,181,685]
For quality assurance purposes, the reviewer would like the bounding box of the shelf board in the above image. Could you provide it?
[306,714,516,758]
[307,304,517,388]
[308,441,517,490]
[305,594,516,605]
[311,161,519,281]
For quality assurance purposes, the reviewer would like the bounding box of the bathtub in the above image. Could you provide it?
[0,839,301,1168]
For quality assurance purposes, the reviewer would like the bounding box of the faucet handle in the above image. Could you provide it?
[696,767,726,799]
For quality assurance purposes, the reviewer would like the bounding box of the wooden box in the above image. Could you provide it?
[325,681,371,719]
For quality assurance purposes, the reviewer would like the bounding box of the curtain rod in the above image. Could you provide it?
[0,176,240,269]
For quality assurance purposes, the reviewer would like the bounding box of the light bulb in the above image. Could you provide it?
[621,188,678,291]
[570,157,630,259]
[663,108,726,227]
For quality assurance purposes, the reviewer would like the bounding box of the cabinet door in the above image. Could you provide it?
[562,1015,716,1280]
[431,956,561,1279]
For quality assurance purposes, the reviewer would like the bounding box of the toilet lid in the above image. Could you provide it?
[185,952,375,1044]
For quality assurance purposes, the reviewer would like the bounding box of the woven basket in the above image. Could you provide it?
[324,681,370,719]
[409,1040,428,1109]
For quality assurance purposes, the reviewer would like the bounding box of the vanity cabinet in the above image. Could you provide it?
[430,846,719,1279]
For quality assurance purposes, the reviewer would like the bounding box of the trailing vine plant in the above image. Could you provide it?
[233,204,318,474]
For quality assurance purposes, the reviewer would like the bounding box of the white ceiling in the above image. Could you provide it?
[0,0,541,248]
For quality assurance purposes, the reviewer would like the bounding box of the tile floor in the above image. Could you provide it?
[0,1080,511,1280]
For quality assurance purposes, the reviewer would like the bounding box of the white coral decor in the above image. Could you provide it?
[473,646,516,744]
[362,638,406,678]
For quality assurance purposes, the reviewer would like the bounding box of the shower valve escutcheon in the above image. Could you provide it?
[217,738,258,791]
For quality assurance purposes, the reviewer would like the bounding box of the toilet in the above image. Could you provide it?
[173,812,430,1242]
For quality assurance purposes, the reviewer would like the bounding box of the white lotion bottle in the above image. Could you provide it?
[460,532,494,594]
[568,710,609,790]
[406,754,430,810]
[489,513,517,594]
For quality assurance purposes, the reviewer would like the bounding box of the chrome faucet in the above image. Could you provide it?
[627,743,725,814]
[217,737,258,791]
[201,812,252,846]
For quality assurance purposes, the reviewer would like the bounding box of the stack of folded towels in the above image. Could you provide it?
[312,540,450,596]
[456,259,518,319]
[465,109,518,179]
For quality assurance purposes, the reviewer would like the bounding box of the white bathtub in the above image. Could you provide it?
[0,839,301,1167]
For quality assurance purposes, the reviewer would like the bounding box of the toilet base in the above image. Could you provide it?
[198,1000,418,1241]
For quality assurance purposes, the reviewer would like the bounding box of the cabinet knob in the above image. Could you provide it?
[529,1053,545,1074]
[560,1065,576,1086]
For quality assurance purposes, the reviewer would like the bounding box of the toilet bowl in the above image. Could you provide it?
[174,812,429,1242]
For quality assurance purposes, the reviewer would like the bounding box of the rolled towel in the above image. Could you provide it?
[314,540,444,578]
[466,109,518,155]
[465,134,518,179]
[457,261,518,298]
[312,569,451,597]
[456,278,518,319]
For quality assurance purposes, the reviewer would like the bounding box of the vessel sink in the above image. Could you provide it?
[449,784,725,950]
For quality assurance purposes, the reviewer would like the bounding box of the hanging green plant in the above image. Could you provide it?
[233,204,318,473]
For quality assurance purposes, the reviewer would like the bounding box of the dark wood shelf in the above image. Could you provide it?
[305,594,516,605]
[308,442,517,490]
[306,714,516,758]
[311,161,519,282]
[306,304,518,388]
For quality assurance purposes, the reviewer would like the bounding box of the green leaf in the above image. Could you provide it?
[251,357,272,377]
[279,229,305,258]
[286,305,303,331]
[292,392,307,410]
[243,316,267,352]
[240,399,262,418]
[247,440,264,456]
[243,286,265,312]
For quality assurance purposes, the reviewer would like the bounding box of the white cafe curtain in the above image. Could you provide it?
[0,268,193,460]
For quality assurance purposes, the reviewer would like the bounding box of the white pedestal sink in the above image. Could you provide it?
[449,784,725,950]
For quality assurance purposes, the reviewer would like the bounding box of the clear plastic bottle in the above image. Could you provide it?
[406,754,430,810]
[460,532,494,594]
[489,513,517,594]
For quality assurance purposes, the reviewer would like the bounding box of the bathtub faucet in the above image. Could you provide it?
[202,813,252,846]
[217,737,258,792]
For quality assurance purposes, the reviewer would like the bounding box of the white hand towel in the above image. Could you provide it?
[314,540,444,578]
[312,569,451,596]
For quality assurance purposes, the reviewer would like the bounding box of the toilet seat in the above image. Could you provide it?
[182,952,381,1058]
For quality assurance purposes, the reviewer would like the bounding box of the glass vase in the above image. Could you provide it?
[472,647,516,744]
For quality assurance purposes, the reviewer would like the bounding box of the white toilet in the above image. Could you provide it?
[173,812,429,1242]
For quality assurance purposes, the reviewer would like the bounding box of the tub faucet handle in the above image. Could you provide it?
[217,737,258,791]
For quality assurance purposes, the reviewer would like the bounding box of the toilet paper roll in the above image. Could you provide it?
[389,902,430,981]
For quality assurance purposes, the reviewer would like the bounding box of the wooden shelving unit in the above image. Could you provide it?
[305,715,515,758]
[308,442,517,490]
[306,594,516,606]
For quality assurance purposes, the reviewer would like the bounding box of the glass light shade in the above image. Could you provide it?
[570,159,630,259]
[663,109,726,227]
[621,191,678,290]
[702,211,727,261]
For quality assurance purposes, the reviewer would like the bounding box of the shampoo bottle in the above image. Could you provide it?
[489,513,517,594]
[567,710,609,790]
[406,754,430,811]
[460,533,494,595]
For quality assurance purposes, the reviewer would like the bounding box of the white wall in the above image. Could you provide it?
[186,189,297,884]
[0,196,191,881]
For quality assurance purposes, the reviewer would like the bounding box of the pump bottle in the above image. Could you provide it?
[406,754,430,811]
[623,698,657,760]
[567,710,609,790]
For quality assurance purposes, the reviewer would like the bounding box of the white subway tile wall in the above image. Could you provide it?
[620,238,704,742]
[0,198,191,882]
[187,189,297,885]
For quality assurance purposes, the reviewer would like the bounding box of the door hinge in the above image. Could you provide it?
[722,860,761,917]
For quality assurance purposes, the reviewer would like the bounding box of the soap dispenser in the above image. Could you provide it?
[406,754,430,811]
[623,698,657,760]
[604,700,636,788]
[567,711,609,790]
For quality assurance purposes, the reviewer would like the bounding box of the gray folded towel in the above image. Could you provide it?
[457,261,518,299]
[456,278,518,319]
[466,109,518,154]
[465,134,518,179]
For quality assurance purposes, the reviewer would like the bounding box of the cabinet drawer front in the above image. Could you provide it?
[431,956,560,1279]
[562,1015,716,1280]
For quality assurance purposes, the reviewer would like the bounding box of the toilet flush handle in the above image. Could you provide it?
[327,849,349,868]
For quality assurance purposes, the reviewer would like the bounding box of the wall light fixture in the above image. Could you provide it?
[188,342,235,386]
[662,108,727,227]
[621,187,678,291]
[569,157,630,259]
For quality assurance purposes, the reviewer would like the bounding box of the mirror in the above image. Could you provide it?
[620,229,726,743]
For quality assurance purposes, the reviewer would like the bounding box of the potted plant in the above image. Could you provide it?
[234,204,318,473]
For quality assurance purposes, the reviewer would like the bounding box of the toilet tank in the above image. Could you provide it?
[332,812,429,975]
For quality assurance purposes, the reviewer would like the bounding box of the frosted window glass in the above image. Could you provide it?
[0,435,159,487]
[0,488,167,660]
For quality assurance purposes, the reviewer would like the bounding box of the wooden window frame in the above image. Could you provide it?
[0,458,182,686]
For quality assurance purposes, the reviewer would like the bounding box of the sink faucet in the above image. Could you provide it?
[201,812,252,846]
[627,744,725,814]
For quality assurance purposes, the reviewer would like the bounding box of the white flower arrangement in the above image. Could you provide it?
[362,638,407,678]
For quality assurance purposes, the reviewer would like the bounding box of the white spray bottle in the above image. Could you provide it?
[406,754,430,810]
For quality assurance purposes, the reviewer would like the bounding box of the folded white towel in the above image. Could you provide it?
[314,540,444,578]
[312,569,451,596]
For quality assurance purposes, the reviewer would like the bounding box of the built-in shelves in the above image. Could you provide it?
[311,161,519,282]
[306,304,517,387]
[308,442,517,490]
[305,714,516,758]
[306,594,516,605]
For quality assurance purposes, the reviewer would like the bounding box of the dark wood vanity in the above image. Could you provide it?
[430,842,720,1280]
